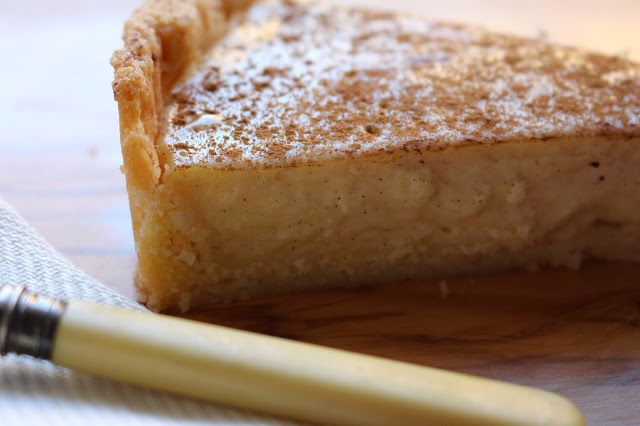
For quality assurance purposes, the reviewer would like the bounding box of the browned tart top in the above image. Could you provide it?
[164,0,640,169]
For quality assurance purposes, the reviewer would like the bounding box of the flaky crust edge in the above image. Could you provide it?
[110,0,249,193]
[111,0,252,308]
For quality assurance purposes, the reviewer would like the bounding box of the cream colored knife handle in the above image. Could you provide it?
[0,285,584,426]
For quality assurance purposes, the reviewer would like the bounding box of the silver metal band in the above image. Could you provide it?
[0,284,67,360]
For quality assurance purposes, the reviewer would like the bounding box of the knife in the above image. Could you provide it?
[0,283,584,426]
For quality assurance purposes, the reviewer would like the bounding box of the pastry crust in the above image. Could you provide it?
[112,0,222,220]
[112,0,253,307]
[111,0,258,186]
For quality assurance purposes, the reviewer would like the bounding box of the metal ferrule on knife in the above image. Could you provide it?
[0,284,66,359]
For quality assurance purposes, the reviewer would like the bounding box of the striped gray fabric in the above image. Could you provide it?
[0,199,287,425]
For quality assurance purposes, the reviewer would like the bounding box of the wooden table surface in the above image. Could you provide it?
[2,1,640,424]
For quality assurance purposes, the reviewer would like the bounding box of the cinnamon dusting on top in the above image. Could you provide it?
[164,0,640,169]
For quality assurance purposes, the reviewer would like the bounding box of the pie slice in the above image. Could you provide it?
[112,0,640,312]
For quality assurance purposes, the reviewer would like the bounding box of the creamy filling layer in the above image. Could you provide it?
[136,137,640,310]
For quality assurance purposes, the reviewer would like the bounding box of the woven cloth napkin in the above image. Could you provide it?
[0,198,291,425]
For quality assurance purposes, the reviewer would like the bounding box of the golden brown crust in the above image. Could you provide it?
[111,0,229,192]
[111,0,256,187]
[111,0,253,304]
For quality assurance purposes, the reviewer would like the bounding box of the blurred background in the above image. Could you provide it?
[0,0,639,298]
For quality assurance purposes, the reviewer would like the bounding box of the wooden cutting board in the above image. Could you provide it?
[182,261,640,425]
